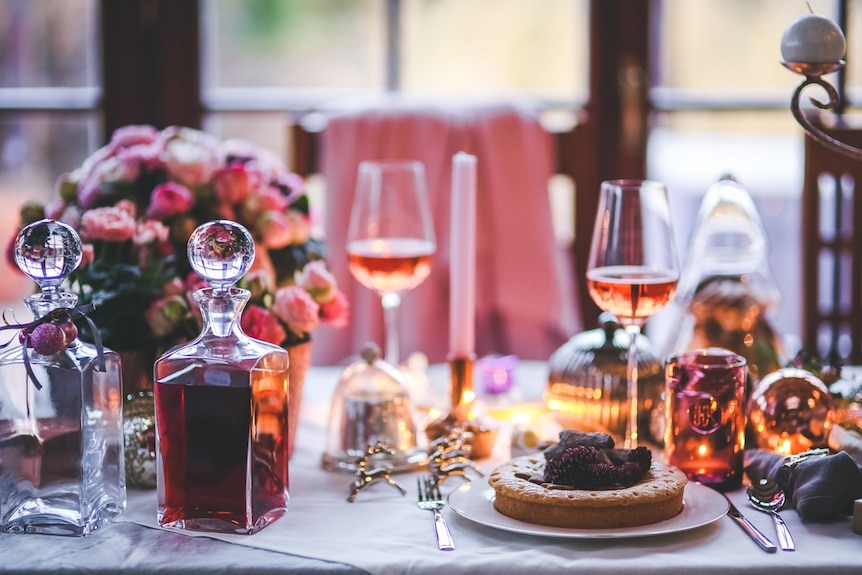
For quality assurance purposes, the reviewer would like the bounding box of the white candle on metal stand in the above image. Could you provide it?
[449,151,477,358]
[781,12,845,63]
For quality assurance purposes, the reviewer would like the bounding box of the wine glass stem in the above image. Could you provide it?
[624,324,640,449]
[381,292,402,365]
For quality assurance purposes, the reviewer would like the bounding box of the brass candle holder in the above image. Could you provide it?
[425,354,498,459]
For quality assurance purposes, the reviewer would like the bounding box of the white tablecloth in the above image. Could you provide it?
[2,362,861,574]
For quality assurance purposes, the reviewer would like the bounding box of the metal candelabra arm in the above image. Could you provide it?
[784,59,862,161]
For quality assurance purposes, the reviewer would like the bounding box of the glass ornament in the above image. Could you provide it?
[747,367,834,455]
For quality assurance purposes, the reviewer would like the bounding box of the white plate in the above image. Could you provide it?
[447,481,728,539]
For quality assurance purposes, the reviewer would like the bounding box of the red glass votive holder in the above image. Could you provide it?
[664,348,747,492]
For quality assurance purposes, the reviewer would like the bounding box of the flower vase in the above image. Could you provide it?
[286,341,311,459]
[121,348,158,488]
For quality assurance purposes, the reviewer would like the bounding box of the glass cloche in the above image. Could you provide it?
[323,343,427,472]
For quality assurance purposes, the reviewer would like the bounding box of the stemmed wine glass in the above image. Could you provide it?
[586,180,679,448]
[346,160,436,366]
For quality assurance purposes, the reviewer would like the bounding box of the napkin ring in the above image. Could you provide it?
[782,448,830,470]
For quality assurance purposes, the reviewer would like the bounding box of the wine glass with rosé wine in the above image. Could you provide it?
[347,160,436,366]
[586,179,679,448]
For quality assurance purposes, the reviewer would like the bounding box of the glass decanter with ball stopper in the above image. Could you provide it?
[0,219,125,536]
[154,220,289,535]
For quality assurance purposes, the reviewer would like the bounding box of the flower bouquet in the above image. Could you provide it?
[12,125,348,357]
[10,125,349,482]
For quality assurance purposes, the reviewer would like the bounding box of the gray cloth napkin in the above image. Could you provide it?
[744,449,862,521]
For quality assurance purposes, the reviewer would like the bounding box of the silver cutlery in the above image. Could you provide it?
[720,491,777,553]
[747,478,795,551]
[417,476,455,551]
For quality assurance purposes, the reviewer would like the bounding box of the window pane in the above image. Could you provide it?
[657,0,838,93]
[648,110,803,352]
[0,113,98,304]
[402,0,587,101]
[202,0,384,91]
[0,0,97,88]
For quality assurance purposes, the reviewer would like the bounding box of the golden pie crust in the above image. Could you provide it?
[488,454,687,529]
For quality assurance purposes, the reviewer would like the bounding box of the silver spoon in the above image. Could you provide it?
[746,478,795,551]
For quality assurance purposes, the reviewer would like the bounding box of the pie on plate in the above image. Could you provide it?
[488,454,688,529]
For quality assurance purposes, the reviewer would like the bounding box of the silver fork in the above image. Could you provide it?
[417,476,455,551]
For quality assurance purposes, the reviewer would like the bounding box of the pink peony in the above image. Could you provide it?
[109,125,159,149]
[240,304,287,345]
[80,206,137,242]
[78,155,141,208]
[161,126,221,186]
[147,182,194,219]
[295,260,337,303]
[319,290,350,328]
[272,285,320,334]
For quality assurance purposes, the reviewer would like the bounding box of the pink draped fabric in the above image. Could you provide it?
[310,100,581,365]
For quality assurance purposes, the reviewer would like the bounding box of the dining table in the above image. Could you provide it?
[0,360,859,575]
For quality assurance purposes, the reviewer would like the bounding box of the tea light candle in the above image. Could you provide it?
[781,13,846,63]
[449,152,477,358]
[477,354,517,395]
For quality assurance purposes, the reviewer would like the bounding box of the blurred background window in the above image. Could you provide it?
[0,0,853,345]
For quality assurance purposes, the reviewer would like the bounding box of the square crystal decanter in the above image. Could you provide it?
[154,220,290,535]
[0,219,126,536]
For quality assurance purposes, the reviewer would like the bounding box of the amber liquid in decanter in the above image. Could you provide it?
[155,361,288,529]
[154,220,289,535]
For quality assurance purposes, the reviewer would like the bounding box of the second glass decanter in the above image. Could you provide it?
[154,220,289,535]
[0,219,125,536]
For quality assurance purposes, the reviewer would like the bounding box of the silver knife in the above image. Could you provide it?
[722,494,778,553]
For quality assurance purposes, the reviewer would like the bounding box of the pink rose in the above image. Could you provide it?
[295,260,337,303]
[147,182,194,219]
[272,286,320,334]
[160,126,221,186]
[117,141,165,173]
[257,210,293,249]
[134,220,170,246]
[111,125,164,172]
[240,186,289,219]
[240,304,287,345]
[319,290,350,328]
[214,165,260,205]
[110,125,159,149]
[220,139,286,181]
[80,206,136,242]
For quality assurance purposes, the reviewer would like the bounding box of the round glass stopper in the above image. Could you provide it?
[14,219,82,294]
[187,220,255,292]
